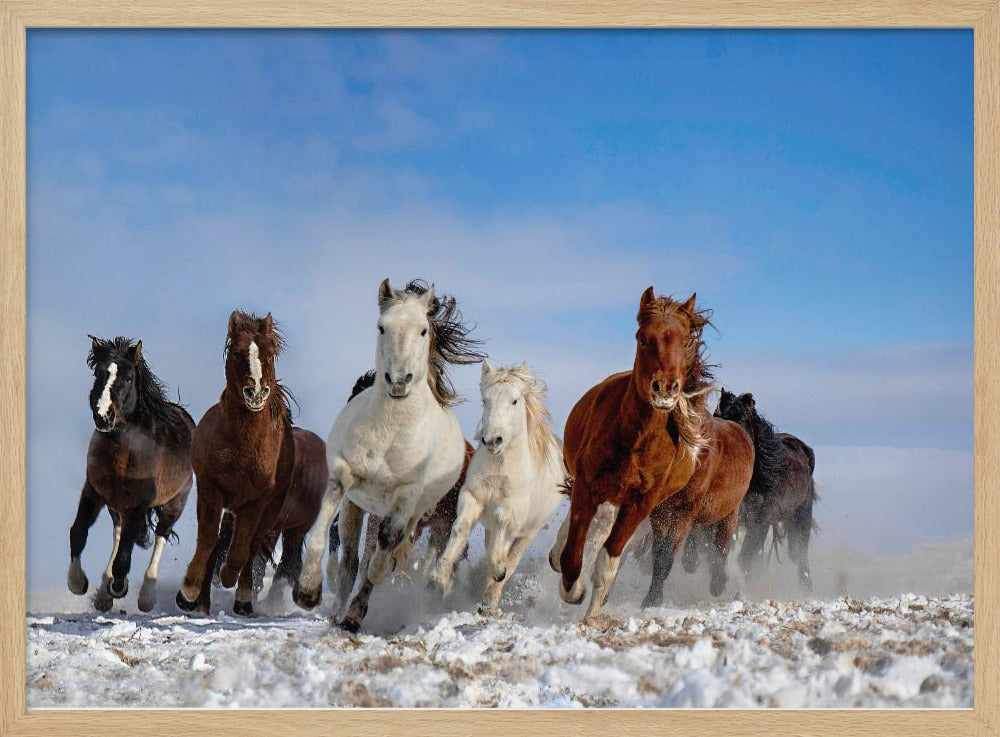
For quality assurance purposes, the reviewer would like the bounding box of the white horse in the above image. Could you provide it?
[295,278,484,632]
[430,362,566,614]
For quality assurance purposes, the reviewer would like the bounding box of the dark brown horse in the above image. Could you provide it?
[640,412,755,607]
[550,287,730,618]
[712,389,818,588]
[68,337,194,612]
[176,311,322,615]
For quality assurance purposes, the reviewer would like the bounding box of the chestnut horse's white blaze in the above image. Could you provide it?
[298,279,479,631]
[430,362,565,612]
[96,362,117,419]
[248,341,262,392]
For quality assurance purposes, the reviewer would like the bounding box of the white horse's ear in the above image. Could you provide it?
[378,278,395,306]
[481,360,494,378]
[418,283,436,310]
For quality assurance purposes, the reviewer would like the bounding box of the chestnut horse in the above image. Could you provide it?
[68,337,194,612]
[176,311,325,615]
[550,287,734,618]
[640,411,755,607]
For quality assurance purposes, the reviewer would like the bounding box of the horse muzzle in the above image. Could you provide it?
[93,411,118,432]
[650,395,678,411]
[387,382,410,399]
[243,386,270,412]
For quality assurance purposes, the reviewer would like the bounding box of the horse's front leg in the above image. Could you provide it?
[68,481,105,596]
[295,461,351,609]
[367,488,422,585]
[108,504,152,601]
[709,508,740,597]
[138,483,189,613]
[642,504,695,609]
[587,494,658,619]
[482,533,532,613]
[558,485,599,605]
[177,478,224,613]
[429,486,483,596]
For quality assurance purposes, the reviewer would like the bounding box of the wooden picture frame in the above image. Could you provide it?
[0,1,995,734]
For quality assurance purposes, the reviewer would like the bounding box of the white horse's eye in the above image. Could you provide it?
[421,328,427,337]
[378,326,385,334]
[512,399,518,405]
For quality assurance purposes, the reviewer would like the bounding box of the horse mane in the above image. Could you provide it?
[481,363,556,466]
[86,335,186,440]
[221,310,296,424]
[382,280,487,407]
[638,295,716,463]
[348,370,377,401]
[746,406,786,495]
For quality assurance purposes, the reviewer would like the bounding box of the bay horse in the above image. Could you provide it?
[176,311,326,615]
[550,287,747,619]
[429,362,566,614]
[711,389,818,589]
[295,278,485,632]
[67,337,194,612]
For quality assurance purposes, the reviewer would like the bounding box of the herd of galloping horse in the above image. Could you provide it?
[68,279,817,632]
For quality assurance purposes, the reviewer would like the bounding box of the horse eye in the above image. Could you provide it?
[378,326,385,334]
[421,328,428,337]
[512,399,518,405]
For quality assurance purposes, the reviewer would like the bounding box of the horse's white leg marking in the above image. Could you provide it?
[483,534,533,611]
[299,475,345,595]
[430,490,483,595]
[586,546,622,619]
[138,534,167,612]
[484,519,511,584]
[94,521,122,609]
[96,362,117,418]
[248,341,262,393]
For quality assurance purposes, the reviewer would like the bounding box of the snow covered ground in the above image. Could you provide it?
[26,534,974,709]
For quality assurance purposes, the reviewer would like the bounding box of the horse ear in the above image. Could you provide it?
[228,310,240,335]
[419,283,436,310]
[739,392,754,406]
[681,292,697,313]
[264,312,274,334]
[481,360,494,378]
[378,278,394,306]
[89,335,99,352]
[129,340,143,363]
[639,286,656,308]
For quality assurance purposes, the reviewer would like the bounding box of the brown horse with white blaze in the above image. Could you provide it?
[550,287,743,618]
[176,311,322,615]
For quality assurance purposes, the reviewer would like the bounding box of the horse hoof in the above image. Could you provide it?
[641,592,663,609]
[68,572,89,596]
[799,571,813,591]
[175,590,198,612]
[233,600,254,617]
[338,616,362,634]
[94,594,113,613]
[710,577,727,597]
[477,604,501,617]
[292,583,321,610]
[218,564,239,589]
[492,568,507,583]
[108,578,128,599]
[548,548,562,573]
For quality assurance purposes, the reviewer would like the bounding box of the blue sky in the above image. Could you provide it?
[26,30,972,592]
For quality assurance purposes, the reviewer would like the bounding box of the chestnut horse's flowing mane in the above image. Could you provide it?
[480,363,555,467]
[639,295,717,463]
[380,280,487,407]
[221,310,297,424]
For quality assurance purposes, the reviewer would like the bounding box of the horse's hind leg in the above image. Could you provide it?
[93,511,122,612]
[787,493,815,590]
[641,507,694,609]
[68,482,105,596]
[587,496,657,619]
[429,489,483,596]
[212,512,235,588]
[709,509,740,597]
[137,483,190,613]
[273,527,306,594]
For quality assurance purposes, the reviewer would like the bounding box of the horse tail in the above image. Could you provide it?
[133,509,155,549]
[348,370,377,402]
[558,475,574,496]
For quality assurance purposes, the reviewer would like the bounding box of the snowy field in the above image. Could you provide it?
[26,531,973,709]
